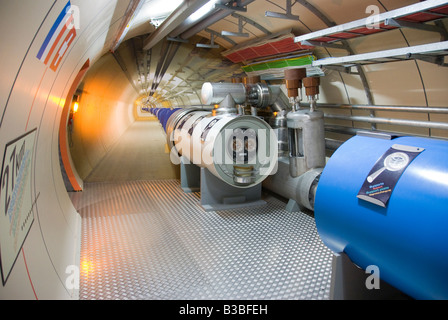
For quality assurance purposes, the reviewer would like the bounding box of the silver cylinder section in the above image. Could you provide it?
[295,168,322,211]
[201,82,247,105]
[246,84,290,158]
[262,159,322,211]
[287,109,326,177]
[270,110,289,158]
[247,83,272,109]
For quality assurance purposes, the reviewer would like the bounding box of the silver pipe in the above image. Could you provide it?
[262,159,322,211]
[111,0,145,52]
[111,51,140,94]
[201,82,246,105]
[324,125,448,141]
[271,101,285,113]
[325,114,448,130]
[325,138,343,151]
[305,103,448,114]
[263,160,297,201]
[325,125,363,136]
[270,87,291,112]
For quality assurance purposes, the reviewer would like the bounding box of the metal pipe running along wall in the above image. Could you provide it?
[150,107,278,188]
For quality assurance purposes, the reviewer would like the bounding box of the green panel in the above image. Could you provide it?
[242,55,316,73]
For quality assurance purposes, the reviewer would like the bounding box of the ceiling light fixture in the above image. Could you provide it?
[187,0,221,25]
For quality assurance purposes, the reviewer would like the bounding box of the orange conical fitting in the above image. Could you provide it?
[303,77,320,96]
[284,68,307,98]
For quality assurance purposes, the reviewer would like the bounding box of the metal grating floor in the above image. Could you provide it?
[71,179,333,300]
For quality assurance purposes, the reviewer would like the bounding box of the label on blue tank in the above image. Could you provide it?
[357,144,424,207]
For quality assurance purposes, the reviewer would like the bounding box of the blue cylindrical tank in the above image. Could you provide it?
[314,134,448,300]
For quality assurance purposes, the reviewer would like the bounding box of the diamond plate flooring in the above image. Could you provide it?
[71,179,333,300]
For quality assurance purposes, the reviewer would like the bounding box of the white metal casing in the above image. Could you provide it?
[169,111,278,188]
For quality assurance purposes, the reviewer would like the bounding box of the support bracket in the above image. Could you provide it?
[265,0,299,21]
[285,199,302,212]
[323,65,359,75]
[231,13,271,35]
[330,253,411,300]
[385,18,447,38]
[221,15,249,38]
[196,31,220,49]
[199,168,266,211]
[301,40,347,50]
[180,157,201,193]
[215,0,247,12]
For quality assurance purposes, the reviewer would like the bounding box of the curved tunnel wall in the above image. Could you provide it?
[0,0,447,300]
[69,52,137,181]
[0,0,130,299]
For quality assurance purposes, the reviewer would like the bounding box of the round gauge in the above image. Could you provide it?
[367,151,410,183]
[385,152,409,171]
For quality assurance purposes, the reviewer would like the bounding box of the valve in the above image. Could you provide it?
[284,68,307,111]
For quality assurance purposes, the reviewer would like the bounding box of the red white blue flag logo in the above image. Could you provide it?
[36,1,77,72]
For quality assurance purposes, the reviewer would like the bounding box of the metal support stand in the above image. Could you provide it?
[285,199,302,212]
[180,157,200,193]
[330,253,411,300]
[199,168,266,211]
